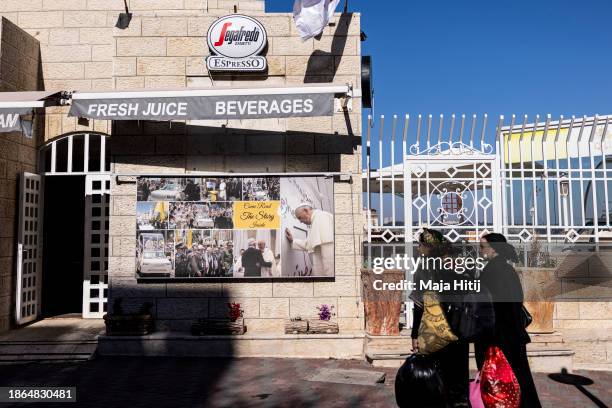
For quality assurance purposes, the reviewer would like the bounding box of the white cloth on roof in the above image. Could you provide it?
[293,0,341,40]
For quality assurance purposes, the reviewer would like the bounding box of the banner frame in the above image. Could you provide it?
[134,173,338,283]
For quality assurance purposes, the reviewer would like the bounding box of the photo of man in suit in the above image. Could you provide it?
[241,238,272,277]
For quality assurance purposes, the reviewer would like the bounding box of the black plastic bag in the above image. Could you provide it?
[444,285,495,342]
[395,354,449,408]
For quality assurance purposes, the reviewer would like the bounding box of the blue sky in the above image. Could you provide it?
[267,1,612,223]
[267,0,612,129]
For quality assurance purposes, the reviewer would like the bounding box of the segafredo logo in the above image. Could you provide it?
[206,15,267,72]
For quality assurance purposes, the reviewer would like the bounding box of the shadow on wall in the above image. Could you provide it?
[110,121,362,173]
[35,46,46,144]
[304,13,354,84]
[1,17,46,332]
[106,285,237,356]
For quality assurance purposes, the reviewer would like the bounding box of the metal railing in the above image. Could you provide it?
[363,114,612,244]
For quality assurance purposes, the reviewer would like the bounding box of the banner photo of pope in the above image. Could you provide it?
[280,176,334,277]
[135,175,334,279]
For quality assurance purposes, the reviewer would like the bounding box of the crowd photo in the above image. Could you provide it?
[173,230,235,277]
[138,177,243,202]
[242,177,280,201]
[136,201,168,231]
[169,202,234,230]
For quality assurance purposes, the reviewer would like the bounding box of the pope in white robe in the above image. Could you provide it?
[258,240,278,277]
[285,203,334,276]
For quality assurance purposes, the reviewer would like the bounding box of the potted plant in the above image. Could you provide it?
[307,304,339,334]
[104,298,155,336]
[361,267,405,336]
[191,302,246,335]
[517,237,559,334]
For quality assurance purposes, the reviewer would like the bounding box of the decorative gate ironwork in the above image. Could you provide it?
[403,148,500,244]
[16,172,42,325]
[82,175,110,318]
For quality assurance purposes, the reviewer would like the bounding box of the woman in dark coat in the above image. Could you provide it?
[410,228,469,408]
[476,233,542,408]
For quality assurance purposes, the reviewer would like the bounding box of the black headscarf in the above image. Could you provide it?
[409,228,453,306]
[419,228,451,257]
[482,233,518,263]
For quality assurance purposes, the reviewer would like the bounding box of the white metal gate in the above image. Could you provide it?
[82,175,111,318]
[404,152,501,243]
[37,132,110,320]
[16,172,43,325]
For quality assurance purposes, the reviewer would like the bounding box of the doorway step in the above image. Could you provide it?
[365,332,574,373]
[0,317,104,364]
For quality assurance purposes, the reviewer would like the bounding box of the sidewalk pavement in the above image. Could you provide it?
[0,357,610,408]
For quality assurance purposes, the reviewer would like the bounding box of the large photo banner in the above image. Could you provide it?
[135,176,334,279]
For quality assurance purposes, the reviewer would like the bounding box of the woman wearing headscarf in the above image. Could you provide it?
[476,233,541,408]
[409,228,469,408]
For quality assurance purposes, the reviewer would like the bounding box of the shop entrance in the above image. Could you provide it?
[16,132,112,324]
[42,175,85,316]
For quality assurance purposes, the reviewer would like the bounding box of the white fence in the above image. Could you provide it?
[363,114,612,244]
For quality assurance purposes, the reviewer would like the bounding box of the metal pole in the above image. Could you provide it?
[366,115,372,242]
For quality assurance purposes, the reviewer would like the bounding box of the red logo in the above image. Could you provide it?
[214,22,232,47]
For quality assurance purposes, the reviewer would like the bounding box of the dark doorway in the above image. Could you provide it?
[42,176,85,317]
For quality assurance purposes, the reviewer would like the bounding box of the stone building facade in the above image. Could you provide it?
[0,0,366,358]
[1,1,611,368]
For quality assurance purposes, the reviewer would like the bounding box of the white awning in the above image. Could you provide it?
[71,84,357,100]
[0,91,64,108]
[69,84,359,121]
[0,91,64,134]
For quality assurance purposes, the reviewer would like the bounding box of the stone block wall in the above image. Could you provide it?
[554,302,612,370]
[0,17,43,332]
[107,8,364,334]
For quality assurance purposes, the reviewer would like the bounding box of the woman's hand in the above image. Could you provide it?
[411,338,419,353]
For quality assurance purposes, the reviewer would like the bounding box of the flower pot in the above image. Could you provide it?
[284,319,308,334]
[192,317,246,335]
[361,269,405,336]
[518,267,558,334]
[307,320,339,334]
[104,314,154,336]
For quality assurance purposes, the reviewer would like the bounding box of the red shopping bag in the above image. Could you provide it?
[480,346,521,408]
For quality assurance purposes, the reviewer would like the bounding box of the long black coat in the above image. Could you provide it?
[479,255,530,345]
[475,255,541,408]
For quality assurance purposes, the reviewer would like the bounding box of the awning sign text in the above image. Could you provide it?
[69,93,334,120]
[0,108,32,134]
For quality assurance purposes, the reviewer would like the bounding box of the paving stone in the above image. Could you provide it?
[0,356,609,407]
[306,368,386,386]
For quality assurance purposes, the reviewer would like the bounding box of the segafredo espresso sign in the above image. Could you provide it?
[206,15,268,72]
